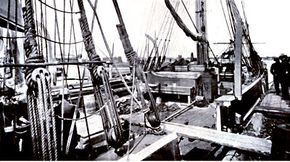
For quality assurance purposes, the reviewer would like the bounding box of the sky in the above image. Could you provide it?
[84,0,290,60]
[7,0,290,61]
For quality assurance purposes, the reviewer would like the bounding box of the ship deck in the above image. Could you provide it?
[256,90,290,117]
[74,81,288,160]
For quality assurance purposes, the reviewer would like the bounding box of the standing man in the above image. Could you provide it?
[271,57,282,95]
[279,55,290,99]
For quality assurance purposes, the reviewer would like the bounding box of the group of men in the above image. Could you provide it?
[271,54,290,99]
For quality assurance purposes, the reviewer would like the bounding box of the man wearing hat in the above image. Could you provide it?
[271,57,282,95]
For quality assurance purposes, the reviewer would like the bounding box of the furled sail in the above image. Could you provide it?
[164,0,205,42]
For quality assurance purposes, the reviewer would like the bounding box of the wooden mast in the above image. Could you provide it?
[196,0,208,66]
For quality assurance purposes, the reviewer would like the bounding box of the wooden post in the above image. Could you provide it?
[187,95,191,104]
[216,103,222,131]
[215,95,235,131]
[234,17,242,100]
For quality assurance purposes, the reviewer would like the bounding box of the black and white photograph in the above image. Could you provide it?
[0,0,289,160]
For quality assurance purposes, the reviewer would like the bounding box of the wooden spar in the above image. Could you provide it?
[163,103,194,122]
[118,133,178,161]
[233,17,242,100]
[163,121,272,155]
[229,0,243,100]
[243,97,260,121]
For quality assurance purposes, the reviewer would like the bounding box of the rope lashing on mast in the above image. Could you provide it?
[112,0,161,129]
[77,0,127,149]
[86,0,139,82]
[22,0,57,160]
[78,0,102,81]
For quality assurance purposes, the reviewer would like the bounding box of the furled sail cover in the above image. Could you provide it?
[164,0,205,42]
[0,0,24,31]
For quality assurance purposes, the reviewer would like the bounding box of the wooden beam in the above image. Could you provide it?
[163,104,193,122]
[163,121,271,155]
[243,98,261,121]
[255,105,290,116]
[118,133,178,161]
[234,16,242,100]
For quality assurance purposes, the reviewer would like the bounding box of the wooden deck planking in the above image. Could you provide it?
[257,92,290,117]
[95,133,178,161]
[260,93,290,109]
[169,105,216,128]
[163,122,272,155]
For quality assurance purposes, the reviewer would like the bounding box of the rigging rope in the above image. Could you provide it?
[23,0,58,159]
[45,75,58,160]
[38,0,81,14]
[226,0,236,35]
[126,58,136,160]
[159,1,179,67]
[143,1,178,71]
[0,35,83,45]
[220,0,233,40]
[181,0,198,32]
[36,77,48,160]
